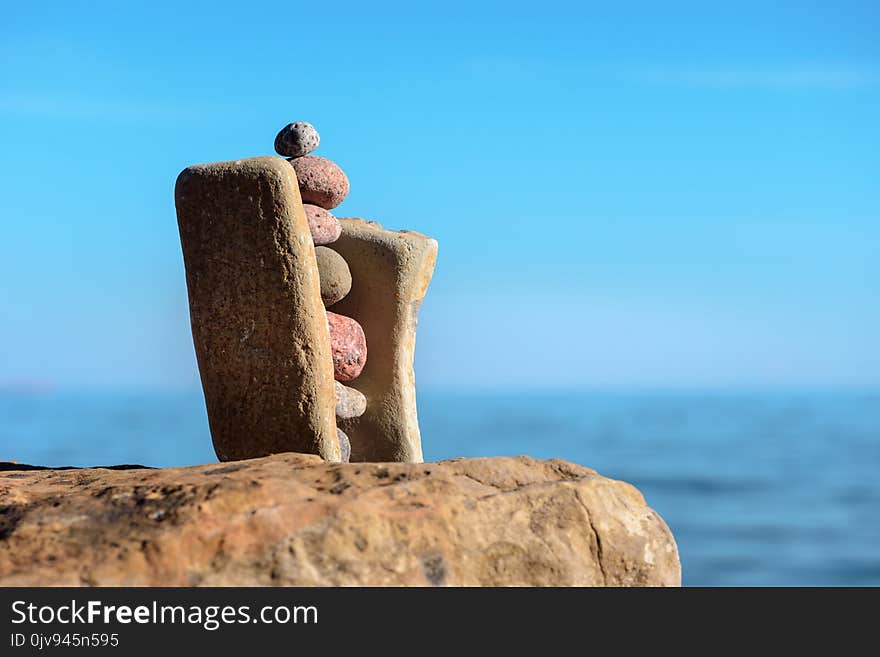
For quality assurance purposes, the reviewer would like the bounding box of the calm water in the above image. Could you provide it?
[2,388,878,586]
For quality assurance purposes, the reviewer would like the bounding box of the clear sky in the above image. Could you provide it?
[1,1,878,389]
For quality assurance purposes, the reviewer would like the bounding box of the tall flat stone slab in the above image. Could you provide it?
[175,156,340,462]
[331,219,438,462]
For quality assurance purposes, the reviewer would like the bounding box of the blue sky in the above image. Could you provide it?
[1,1,878,389]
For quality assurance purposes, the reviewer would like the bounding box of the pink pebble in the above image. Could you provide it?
[327,311,366,382]
[289,155,350,210]
[303,204,342,245]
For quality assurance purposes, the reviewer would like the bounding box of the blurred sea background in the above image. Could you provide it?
[2,387,877,586]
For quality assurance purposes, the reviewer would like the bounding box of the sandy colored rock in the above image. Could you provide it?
[335,381,367,420]
[327,311,367,381]
[315,246,352,307]
[0,454,681,586]
[289,155,350,209]
[304,204,342,245]
[331,219,437,462]
[175,156,339,462]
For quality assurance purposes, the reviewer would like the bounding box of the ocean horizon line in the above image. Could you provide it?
[1,382,878,396]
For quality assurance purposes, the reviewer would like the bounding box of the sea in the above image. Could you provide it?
[1,388,878,587]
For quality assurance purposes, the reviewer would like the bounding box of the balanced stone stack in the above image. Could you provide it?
[275,122,367,462]
[175,120,437,465]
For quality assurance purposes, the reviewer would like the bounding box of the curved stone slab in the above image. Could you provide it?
[331,219,437,462]
[175,156,340,462]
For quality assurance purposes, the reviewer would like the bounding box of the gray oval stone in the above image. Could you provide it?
[337,428,351,463]
[274,121,320,158]
[335,381,366,420]
[315,246,352,307]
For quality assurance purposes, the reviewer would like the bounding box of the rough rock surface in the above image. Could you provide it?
[175,157,339,462]
[304,204,342,245]
[335,381,367,420]
[315,246,352,307]
[327,311,367,382]
[274,121,320,158]
[0,455,680,586]
[332,219,437,462]
[289,155,350,209]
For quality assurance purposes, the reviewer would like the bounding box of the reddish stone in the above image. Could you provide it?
[289,156,350,210]
[304,204,342,245]
[327,311,367,381]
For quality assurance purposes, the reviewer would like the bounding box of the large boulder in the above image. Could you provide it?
[0,455,679,586]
